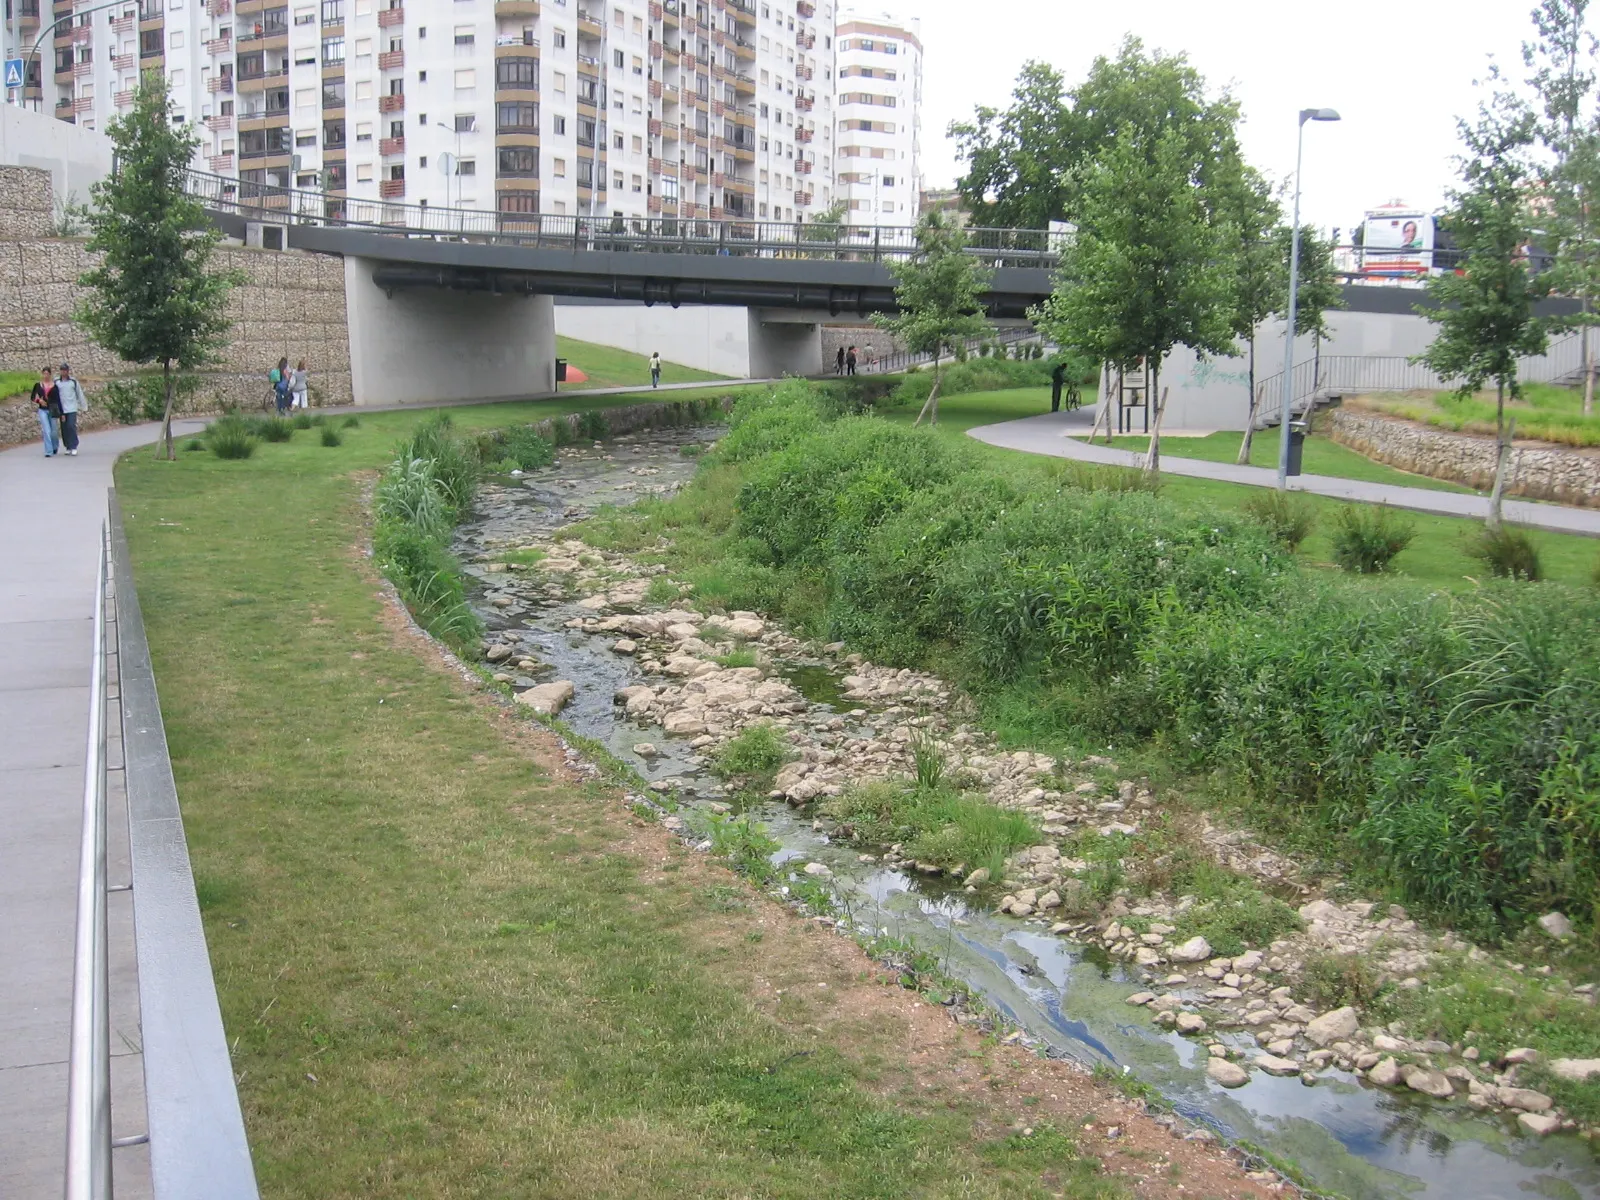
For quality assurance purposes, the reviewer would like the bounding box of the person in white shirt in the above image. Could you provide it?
[291,360,310,409]
[54,362,88,455]
[649,351,661,389]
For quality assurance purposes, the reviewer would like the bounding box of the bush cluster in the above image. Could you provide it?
[886,356,1058,408]
[102,372,201,424]
[683,384,1600,938]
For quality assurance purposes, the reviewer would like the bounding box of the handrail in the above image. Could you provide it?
[64,524,111,1200]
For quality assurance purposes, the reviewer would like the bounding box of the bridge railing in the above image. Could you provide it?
[180,170,1062,268]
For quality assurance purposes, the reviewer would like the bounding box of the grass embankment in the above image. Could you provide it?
[555,335,727,389]
[115,400,1162,1200]
[575,381,1600,945]
[0,368,36,401]
[1350,382,1600,448]
[888,387,1600,587]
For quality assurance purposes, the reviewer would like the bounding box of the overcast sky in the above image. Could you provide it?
[907,0,1537,239]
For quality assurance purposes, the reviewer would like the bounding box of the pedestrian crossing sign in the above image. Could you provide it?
[4,60,23,90]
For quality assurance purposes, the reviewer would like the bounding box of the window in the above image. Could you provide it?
[630,173,641,192]
[454,68,475,89]
[266,86,290,113]
[356,162,373,181]
[498,147,538,176]
[661,175,677,202]
[168,29,183,47]
[612,170,623,190]
[321,0,342,22]
[140,29,162,56]
[496,56,537,88]
[881,174,894,187]
[576,117,595,146]
[454,23,474,45]
[295,50,316,65]
[322,37,344,65]
[552,157,566,177]
[354,36,371,55]
[552,114,566,135]
[497,101,537,131]
[553,70,566,94]
[577,158,594,187]
[239,125,291,156]
[553,29,565,48]
[295,5,315,22]
[323,78,346,105]
[499,192,538,213]
[612,49,623,68]
[631,134,642,152]
[238,51,265,77]
[631,54,643,76]
[295,87,317,108]
[577,76,598,104]
[326,162,346,188]
[354,119,371,141]
[323,118,345,145]
[454,112,476,132]
[613,132,622,150]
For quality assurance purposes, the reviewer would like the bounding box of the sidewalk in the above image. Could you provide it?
[0,419,199,1199]
[968,411,1600,538]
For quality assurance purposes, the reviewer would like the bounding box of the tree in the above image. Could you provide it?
[78,79,237,459]
[1417,90,1549,529]
[1031,123,1238,473]
[873,210,991,425]
[1219,169,1285,463]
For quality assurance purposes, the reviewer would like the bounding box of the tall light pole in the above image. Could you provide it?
[1277,106,1341,490]
[435,119,462,209]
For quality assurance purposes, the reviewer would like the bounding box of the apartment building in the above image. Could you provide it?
[6,0,853,224]
[833,5,917,224]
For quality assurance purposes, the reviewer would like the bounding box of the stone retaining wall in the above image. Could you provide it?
[0,164,351,447]
[1329,408,1600,507]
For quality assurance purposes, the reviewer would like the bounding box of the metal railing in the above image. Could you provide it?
[860,326,1038,375]
[65,524,111,1200]
[179,168,1064,267]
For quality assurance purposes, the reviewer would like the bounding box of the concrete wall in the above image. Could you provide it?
[0,106,115,219]
[554,300,754,377]
[747,311,822,379]
[345,257,554,406]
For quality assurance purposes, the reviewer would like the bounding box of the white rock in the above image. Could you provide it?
[1373,1034,1408,1053]
[515,680,574,715]
[1368,1057,1403,1087]
[1125,992,1157,1007]
[1503,1047,1541,1065]
[1207,1058,1249,1088]
[802,862,832,878]
[612,638,638,655]
[1169,936,1212,963]
[1497,1087,1553,1112]
[576,595,609,611]
[1518,1112,1562,1136]
[632,742,660,759]
[1305,1007,1359,1047]
[1403,1067,1455,1099]
[485,644,514,663]
[1538,911,1574,940]
[1254,1054,1302,1077]
[1175,1012,1208,1035]
[1549,1058,1600,1083]
[663,712,708,736]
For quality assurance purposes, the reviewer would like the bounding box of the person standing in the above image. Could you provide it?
[845,346,857,377]
[55,363,87,455]
[835,345,845,375]
[291,359,310,409]
[1050,360,1067,413]
[649,351,662,389]
[31,365,60,457]
[271,357,291,415]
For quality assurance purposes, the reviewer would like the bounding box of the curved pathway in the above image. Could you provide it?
[968,410,1600,537]
[0,419,200,1199]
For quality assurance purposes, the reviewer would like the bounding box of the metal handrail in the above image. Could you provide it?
[65,524,111,1200]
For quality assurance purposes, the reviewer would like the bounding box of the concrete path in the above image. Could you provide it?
[1,420,199,1199]
[969,410,1600,538]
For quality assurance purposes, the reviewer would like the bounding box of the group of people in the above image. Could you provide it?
[269,358,311,414]
[29,364,89,457]
[834,345,878,376]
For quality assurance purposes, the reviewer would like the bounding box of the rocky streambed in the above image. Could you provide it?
[451,427,1600,1200]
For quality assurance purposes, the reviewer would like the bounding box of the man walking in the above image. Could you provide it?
[649,351,662,389]
[55,363,88,456]
[31,365,60,457]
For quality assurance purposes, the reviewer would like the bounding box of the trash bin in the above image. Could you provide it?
[554,358,568,389]
[1286,421,1308,476]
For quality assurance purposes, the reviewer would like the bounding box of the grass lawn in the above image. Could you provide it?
[555,335,727,390]
[0,369,36,402]
[885,388,1600,588]
[113,405,1164,1200]
[1351,382,1600,448]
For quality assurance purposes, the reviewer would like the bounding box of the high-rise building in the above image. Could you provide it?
[832,6,916,225]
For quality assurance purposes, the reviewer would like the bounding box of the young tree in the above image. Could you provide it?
[1418,91,1550,529]
[78,79,237,459]
[1219,169,1285,462]
[873,210,991,425]
[1031,124,1237,473]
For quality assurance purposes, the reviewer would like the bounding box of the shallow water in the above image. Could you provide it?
[453,432,1600,1200]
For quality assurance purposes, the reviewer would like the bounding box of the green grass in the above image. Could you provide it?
[822,782,1043,879]
[556,335,728,390]
[114,407,1131,1200]
[1353,382,1600,448]
[0,369,37,402]
[890,387,1600,588]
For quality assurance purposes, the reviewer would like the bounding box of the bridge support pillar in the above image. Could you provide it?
[345,256,555,405]
[747,310,822,378]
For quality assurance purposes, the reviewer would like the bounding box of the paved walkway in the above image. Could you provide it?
[0,419,199,1199]
[969,411,1600,538]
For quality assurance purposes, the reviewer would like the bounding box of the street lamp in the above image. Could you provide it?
[435,119,463,210]
[1276,106,1341,491]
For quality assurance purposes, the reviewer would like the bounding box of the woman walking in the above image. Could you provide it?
[271,357,291,415]
[31,365,59,457]
[291,359,310,410]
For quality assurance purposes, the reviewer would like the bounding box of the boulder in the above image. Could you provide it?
[802,862,832,878]
[612,639,638,655]
[1304,1007,1359,1047]
[1125,992,1157,1007]
[1537,911,1574,940]
[1254,1054,1302,1077]
[1549,1058,1600,1083]
[1169,936,1212,963]
[1175,1012,1208,1035]
[1207,1058,1249,1088]
[632,743,660,760]
[515,680,574,715]
[1497,1087,1553,1113]
[485,644,514,663]
[1403,1067,1455,1099]
[1518,1112,1562,1136]
[663,712,708,736]
[1502,1047,1540,1065]
[1368,1057,1404,1087]
[964,867,991,887]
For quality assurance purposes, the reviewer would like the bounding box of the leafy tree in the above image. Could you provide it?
[1417,89,1549,529]
[1219,169,1285,462]
[78,80,237,459]
[873,210,991,425]
[1031,124,1237,473]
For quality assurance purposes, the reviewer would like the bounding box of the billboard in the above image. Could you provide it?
[1360,211,1433,279]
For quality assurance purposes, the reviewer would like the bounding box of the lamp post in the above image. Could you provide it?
[1276,106,1341,491]
[435,119,462,209]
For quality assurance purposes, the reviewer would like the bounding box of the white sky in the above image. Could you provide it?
[908,0,1536,240]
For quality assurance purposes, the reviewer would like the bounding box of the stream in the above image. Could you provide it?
[453,428,1600,1200]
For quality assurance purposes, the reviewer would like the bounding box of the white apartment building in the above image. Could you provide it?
[6,0,853,223]
[833,5,917,224]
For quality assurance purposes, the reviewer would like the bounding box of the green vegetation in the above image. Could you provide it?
[0,369,34,401]
[886,356,1059,409]
[1466,523,1543,580]
[253,416,294,443]
[1351,384,1600,448]
[319,424,343,447]
[578,382,1600,940]
[205,412,256,459]
[1327,504,1415,574]
[555,335,726,390]
[115,396,1139,1200]
[1240,489,1318,551]
[711,723,795,785]
[101,372,203,425]
[823,781,1042,878]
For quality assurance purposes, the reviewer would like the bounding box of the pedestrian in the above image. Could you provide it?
[1050,360,1067,413]
[845,345,857,376]
[55,362,87,455]
[835,345,845,375]
[291,359,310,409]
[863,345,877,371]
[270,357,291,415]
[31,365,60,457]
[649,350,662,389]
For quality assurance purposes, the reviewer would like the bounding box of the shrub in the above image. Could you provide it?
[101,379,143,425]
[477,424,554,471]
[342,415,360,429]
[1329,504,1414,573]
[102,373,198,424]
[1241,489,1317,551]
[577,409,609,440]
[292,411,315,429]
[824,782,1041,877]
[712,723,794,781]
[183,438,204,452]
[320,425,343,447]
[886,356,1054,408]
[206,413,257,459]
[1466,523,1542,581]
[910,731,947,792]
[1300,952,1384,1010]
[1052,461,1161,495]
[256,416,294,443]
[398,414,476,507]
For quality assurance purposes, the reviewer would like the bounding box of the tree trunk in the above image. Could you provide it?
[915,352,943,426]
[1488,381,1511,532]
[1584,320,1595,417]
[1142,378,1169,476]
[1237,337,1258,465]
[1087,363,1112,443]
[158,358,175,461]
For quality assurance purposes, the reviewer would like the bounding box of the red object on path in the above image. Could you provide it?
[564,364,589,383]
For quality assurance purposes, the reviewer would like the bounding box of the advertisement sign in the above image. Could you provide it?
[1360,210,1433,279]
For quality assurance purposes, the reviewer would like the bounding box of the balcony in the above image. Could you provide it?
[205,34,231,55]
[112,52,135,70]
[205,0,230,12]
[796,0,813,14]
[71,24,92,43]
[378,48,403,69]
[205,113,233,131]
[207,74,235,92]
[237,23,288,44]
[795,93,813,111]
[379,178,405,198]
[648,77,662,99]
[378,92,404,112]
[728,0,754,23]
[379,135,404,155]
[111,12,135,33]
[55,95,73,112]
[114,88,135,106]
[794,189,809,205]
[798,63,812,81]
[575,7,602,36]
[796,30,814,49]
[72,59,93,79]
[796,158,812,174]
[732,71,755,94]
[494,0,538,12]
[732,37,755,61]
[209,152,235,171]
[795,125,812,142]
[376,4,402,25]
[72,95,93,113]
